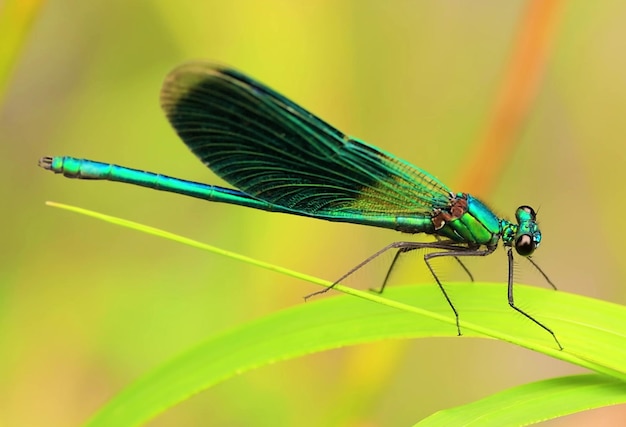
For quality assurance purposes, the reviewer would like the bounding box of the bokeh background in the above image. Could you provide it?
[2,1,626,426]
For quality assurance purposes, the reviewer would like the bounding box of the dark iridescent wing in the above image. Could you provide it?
[160,62,452,218]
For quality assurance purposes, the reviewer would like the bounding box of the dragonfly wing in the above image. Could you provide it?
[160,62,452,219]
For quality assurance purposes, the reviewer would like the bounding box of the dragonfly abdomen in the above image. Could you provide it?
[39,156,283,212]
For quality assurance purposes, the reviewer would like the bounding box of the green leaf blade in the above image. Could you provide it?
[83,284,626,427]
[416,374,626,427]
[48,203,626,426]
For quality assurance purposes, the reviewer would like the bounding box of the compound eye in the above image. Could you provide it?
[518,205,537,220]
[515,234,536,256]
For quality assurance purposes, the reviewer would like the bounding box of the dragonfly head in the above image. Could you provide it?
[513,205,542,257]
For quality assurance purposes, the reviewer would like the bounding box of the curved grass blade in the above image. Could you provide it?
[42,203,626,426]
[46,201,626,367]
[76,281,626,427]
[47,201,626,370]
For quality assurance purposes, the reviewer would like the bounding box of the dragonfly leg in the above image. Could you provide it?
[371,245,419,294]
[526,257,557,290]
[434,236,474,282]
[423,246,496,336]
[452,257,474,282]
[304,241,422,300]
[507,249,563,350]
[369,238,476,295]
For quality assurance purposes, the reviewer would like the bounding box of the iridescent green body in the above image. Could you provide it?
[39,62,560,349]
[41,156,536,253]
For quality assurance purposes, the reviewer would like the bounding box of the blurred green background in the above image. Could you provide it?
[2,1,626,426]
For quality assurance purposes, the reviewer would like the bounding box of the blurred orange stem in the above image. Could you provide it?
[348,2,565,422]
[456,0,564,197]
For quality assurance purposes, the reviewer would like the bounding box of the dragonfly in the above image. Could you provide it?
[39,62,561,350]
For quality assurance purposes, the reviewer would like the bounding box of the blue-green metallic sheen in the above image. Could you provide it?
[38,61,560,349]
[40,62,540,254]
